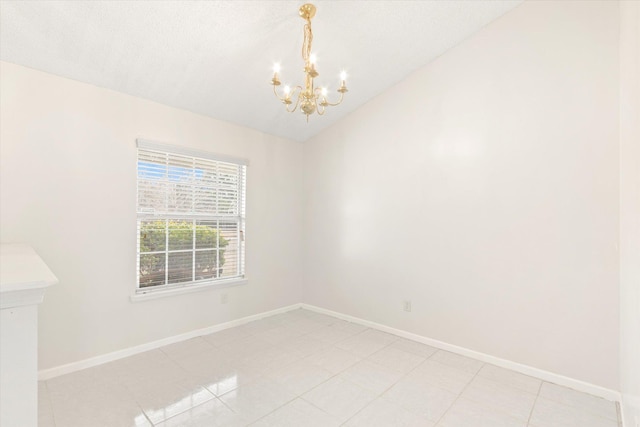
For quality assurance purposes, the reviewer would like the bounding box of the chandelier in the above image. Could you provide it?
[270,3,348,121]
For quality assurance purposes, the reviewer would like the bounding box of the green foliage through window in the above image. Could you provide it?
[138,220,229,288]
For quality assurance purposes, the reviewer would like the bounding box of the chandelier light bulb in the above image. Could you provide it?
[273,63,281,73]
[321,87,328,97]
[340,71,347,81]
[284,85,291,95]
[310,54,317,65]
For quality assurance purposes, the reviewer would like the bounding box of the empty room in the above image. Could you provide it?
[0,0,638,426]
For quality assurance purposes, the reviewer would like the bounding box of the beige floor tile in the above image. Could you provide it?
[538,382,618,421]
[529,397,618,427]
[429,350,484,374]
[367,345,427,373]
[437,397,526,427]
[339,359,404,394]
[460,376,536,421]
[155,398,247,427]
[252,398,341,427]
[343,397,435,427]
[335,332,396,357]
[302,376,377,422]
[390,339,438,358]
[131,377,216,424]
[218,377,297,423]
[266,359,333,396]
[305,346,362,374]
[410,359,476,394]
[476,364,541,394]
[159,337,216,360]
[382,377,457,422]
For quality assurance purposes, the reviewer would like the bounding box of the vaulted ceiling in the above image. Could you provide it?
[0,1,522,142]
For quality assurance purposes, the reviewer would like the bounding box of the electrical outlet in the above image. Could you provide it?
[220,293,228,304]
[403,300,411,312]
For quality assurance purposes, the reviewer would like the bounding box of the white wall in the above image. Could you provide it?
[0,62,304,370]
[620,1,640,424]
[303,0,620,390]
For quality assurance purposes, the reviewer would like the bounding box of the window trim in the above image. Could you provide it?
[134,139,248,299]
[136,139,249,166]
[130,277,248,302]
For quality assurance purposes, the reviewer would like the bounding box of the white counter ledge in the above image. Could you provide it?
[0,243,57,427]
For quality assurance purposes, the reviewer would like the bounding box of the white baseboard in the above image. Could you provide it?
[38,301,622,407]
[301,303,622,403]
[38,303,302,380]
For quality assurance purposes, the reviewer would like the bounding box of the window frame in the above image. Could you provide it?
[133,139,248,301]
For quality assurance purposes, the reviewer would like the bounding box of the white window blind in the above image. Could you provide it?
[136,140,246,292]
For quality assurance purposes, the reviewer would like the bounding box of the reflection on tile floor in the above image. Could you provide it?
[39,308,620,426]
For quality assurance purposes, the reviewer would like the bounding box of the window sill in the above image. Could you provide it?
[130,277,248,302]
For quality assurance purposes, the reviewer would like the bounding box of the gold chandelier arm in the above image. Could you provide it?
[322,91,345,107]
[272,84,287,102]
[314,87,345,108]
[272,84,300,106]
[284,86,303,113]
[310,93,325,115]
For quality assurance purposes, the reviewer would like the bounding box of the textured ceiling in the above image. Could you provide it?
[0,1,523,142]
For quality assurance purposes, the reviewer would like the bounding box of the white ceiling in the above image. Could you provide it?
[0,0,523,142]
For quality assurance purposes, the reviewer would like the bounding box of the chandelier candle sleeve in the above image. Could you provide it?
[270,3,348,121]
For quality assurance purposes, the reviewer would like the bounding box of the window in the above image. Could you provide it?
[136,139,246,294]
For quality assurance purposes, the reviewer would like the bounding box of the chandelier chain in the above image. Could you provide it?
[302,21,313,63]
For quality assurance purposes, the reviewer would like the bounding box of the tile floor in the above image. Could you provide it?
[38,308,620,427]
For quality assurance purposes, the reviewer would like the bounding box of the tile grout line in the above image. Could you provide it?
[525,376,543,426]
[144,351,218,425]
[334,337,406,426]
[532,382,621,424]
[339,346,457,426]
[249,335,352,425]
[448,368,542,425]
[319,335,401,421]
[280,325,408,425]
[242,339,369,425]
[431,360,485,426]
[338,344,489,426]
